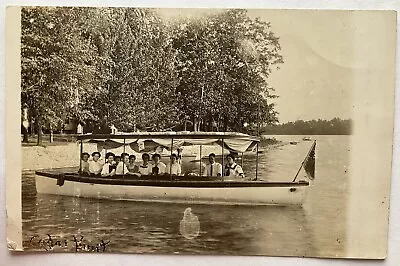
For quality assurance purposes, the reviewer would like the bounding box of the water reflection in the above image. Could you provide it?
[23,190,314,255]
[180,208,200,240]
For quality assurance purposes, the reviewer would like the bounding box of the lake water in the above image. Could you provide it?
[21,135,350,257]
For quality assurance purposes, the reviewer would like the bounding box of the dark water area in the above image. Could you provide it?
[22,135,350,257]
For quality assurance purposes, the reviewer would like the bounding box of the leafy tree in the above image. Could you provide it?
[78,8,179,132]
[21,7,283,142]
[171,9,283,133]
[21,7,96,144]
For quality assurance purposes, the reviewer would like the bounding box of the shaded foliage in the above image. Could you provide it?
[21,7,283,143]
[77,8,179,132]
[171,10,282,133]
[21,7,97,144]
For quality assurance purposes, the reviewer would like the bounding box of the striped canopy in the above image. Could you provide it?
[77,131,260,153]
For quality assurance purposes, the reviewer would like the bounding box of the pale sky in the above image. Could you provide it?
[157,9,395,123]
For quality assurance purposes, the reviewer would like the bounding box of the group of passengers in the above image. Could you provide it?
[79,151,244,179]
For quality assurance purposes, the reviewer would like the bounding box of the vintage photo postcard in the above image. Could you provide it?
[6,6,396,259]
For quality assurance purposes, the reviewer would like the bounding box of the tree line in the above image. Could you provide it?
[21,7,283,145]
[263,118,352,135]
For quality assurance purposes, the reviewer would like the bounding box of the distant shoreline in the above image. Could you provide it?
[262,118,352,135]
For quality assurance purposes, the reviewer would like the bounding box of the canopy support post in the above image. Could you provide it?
[170,138,173,179]
[255,143,259,181]
[241,152,244,170]
[221,138,224,181]
[105,147,107,164]
[122,138,126,178]
[79,140,83,174]
[199,145,202,176]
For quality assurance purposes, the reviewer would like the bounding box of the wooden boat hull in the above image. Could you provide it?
[35,171,309,206]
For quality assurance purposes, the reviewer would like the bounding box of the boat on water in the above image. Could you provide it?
[289,141,298,145]
[35,132,316,206]
[303,136,312,141]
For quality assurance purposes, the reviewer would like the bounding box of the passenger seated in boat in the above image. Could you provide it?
[114,155,121,166]
[203,153,222,177]
[89,151,103,175]
[115,153,130,175]
[79,152,90,175]
[101,152,116,177]
[120,153,129,164]
[224,154,244,179]
[127,155,139,173]
[138,153,152,175]
[165,154,181,176]
[151,153,166,175]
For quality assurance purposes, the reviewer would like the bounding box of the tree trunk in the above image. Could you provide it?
[30,118,35,136]
[22,126,29,143]
[193,117,198,132]
[49,129,53,143]
[223,117,228,132]
[37,120,43,146]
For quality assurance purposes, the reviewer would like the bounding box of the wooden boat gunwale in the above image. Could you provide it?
[35,170,310,188]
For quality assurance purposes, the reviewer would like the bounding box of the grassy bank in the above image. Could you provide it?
[22,142,84,171]
[21,134,77,147]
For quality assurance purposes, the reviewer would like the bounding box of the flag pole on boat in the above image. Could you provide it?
[292,140,316,182]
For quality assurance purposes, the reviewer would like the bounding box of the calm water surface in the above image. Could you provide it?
[22,135,349,257]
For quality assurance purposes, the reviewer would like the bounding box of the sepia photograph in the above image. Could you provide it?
[5,6,396,259]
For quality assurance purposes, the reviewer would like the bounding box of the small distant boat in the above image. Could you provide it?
[302,137,312,141]
[289,141,298,145]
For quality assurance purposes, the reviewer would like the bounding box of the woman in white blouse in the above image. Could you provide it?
[165,154,182,176]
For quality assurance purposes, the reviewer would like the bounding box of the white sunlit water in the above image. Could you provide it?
[22,135,349,257]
